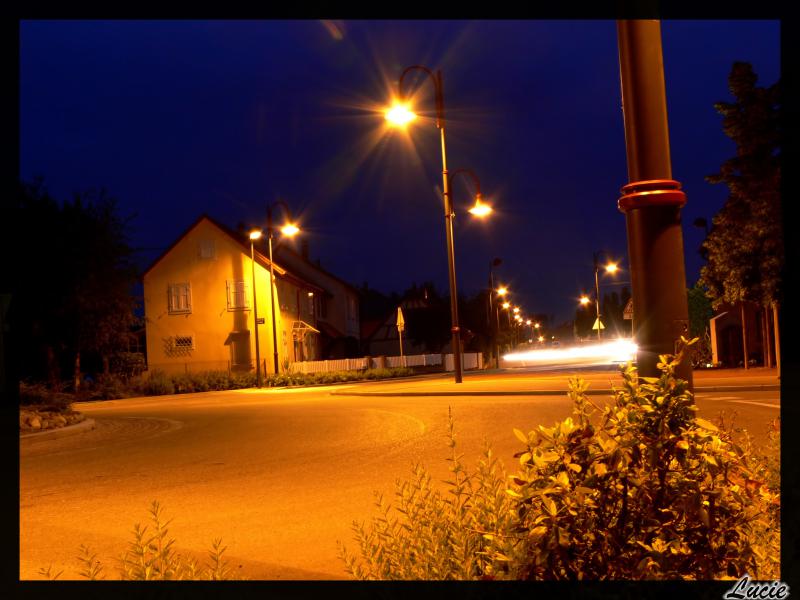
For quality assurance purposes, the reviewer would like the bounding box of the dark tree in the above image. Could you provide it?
[5,179,140,388]
[699,62,781,368]
[700,62,781,310]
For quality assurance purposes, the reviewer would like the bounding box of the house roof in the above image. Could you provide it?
[274,245,359,294]
[142,214,324,293]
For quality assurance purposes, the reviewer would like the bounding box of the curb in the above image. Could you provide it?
[20,417,96,441]
[329,385,780,398]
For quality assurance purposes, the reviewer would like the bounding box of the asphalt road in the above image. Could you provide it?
[19,374,779,581]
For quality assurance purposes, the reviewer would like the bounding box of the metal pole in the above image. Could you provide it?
[488,268,496,368]
[594,253,601,341]
[267,222,280,375]
[437,71,463,384]
[616,19,693,387]
[250,241,262,388]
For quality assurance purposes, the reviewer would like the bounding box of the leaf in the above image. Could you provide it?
[676,440,689,451]
[567,463,582,473]
[694,418,719,432]
[513,428,529,444]
[593,463,608,477]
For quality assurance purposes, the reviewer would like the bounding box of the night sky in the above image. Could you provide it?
[19,20,780,326]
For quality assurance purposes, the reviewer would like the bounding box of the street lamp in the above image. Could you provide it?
[249,230,263,388]
[487,259,503,368]
[266,201,300,375]
[592,251,620,340]
[385,65,465,383]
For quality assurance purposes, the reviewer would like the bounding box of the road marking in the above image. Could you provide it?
[729,400,780,409]
[696,395,742,400]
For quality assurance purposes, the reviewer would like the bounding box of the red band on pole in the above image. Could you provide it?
[618,179,686,213]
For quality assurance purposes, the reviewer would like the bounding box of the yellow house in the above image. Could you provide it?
[143,215,322,376]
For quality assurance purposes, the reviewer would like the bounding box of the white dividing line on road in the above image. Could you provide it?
[696,394,780,409]
[729,400,780,409]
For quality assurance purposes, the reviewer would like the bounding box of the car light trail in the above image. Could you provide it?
[502,339,638,367]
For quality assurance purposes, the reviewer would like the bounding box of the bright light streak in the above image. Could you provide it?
[468,199,492,218]
[281,223,300,237]
[503,339,638,366]
[385,103,417,126]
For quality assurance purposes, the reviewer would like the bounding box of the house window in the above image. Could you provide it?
[168,283,192,314]
[174,334,194,351]
[199,239,216,259]
[307,292,315,316]
[227,280,250,311]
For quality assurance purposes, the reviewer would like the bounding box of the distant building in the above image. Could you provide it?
[360,294,430,358]
[274,240,360,359]
[709,301,776,368]
[142,215,323,375]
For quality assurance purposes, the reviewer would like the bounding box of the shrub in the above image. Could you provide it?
[140,371,175,396]
[339,338,780,580]
[338,410,514,580]
[39,501,241,580]
[110,352,146,380]
[91,373,131,400]
[19,380,74,410]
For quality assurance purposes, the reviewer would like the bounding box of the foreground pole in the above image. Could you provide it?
[616,20,693,389]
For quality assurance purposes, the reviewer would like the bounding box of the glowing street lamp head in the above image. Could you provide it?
[513,307,520,314]
[502,302,511,310]
[538,335,545,342]
[579,295,590,306]
[249,230,262,241]
[385,102,417,127]
[468,195,492,218]
[526,319,532,326]
[534,323,540,329]
[280,223,300,237]
[605,262,619,274]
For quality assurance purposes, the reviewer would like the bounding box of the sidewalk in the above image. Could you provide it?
[330,367,780,397]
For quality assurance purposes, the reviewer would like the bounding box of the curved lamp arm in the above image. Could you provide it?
[398,65,445,129]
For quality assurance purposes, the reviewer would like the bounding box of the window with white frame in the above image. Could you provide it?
[198,239,216,259]
[167,283,192,314]
[226,280,250,311]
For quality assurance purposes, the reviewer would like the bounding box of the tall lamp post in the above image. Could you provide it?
[592,251,619,340]
[385,68,484,384]
[487,259,503,367]
[493,282,508,367]
[249,230,264,388]
[266,201,300,375]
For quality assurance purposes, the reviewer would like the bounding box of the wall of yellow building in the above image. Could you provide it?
[143,218,288,376]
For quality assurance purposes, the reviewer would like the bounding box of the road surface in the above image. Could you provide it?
[20,371,779,580]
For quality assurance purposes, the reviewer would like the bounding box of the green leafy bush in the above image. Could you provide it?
[339,409,515,579]
[39,501,241,580]
[19,380,74,410]
[91,373,131,400]
[138,371,175,396]
[339,339,780,580]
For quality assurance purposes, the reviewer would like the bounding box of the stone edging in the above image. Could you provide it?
[20,418,96,440]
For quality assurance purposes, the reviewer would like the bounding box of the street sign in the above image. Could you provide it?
[396,307,405,332]
[623,298,633,320]
[592,318,605,331]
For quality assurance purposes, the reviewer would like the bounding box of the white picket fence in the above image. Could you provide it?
[289,352,483,374]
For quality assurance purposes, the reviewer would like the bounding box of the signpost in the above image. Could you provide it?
[396,307,405,367]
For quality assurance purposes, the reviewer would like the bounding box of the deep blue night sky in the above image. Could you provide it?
[19,20,780,326]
